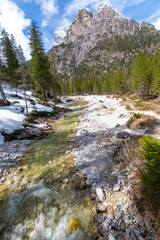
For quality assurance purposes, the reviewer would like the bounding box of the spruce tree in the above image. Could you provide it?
[2,30,19,93]
[17,47,29,115]
[132,52,148,99]
[29,21,52,103]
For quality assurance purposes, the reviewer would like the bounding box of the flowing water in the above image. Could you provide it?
[0,100,97,240]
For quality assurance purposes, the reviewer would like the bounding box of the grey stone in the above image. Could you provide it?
[77,129,89,136]
[108,233,116,240]
[96,204,107,213]
[116,131,131,139]
[96,186,106,202]
[113,183,120,192]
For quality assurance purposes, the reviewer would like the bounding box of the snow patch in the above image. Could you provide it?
[0,84,54,144]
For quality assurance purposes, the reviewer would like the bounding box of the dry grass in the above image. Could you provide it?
[127,114,160,132]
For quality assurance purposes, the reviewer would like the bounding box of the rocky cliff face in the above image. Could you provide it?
[51,1,158,78]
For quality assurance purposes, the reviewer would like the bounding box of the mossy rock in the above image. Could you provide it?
[68,218,80,234]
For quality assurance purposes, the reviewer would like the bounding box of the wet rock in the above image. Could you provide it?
[120,222,126,231]
[76,129,89,137]
[86,181,92,188]
[108,232,116,240]
[68,218,80,234]
[116,131,131,139]
[63,178,69,183]
[74,181,86,190]
[91,194,96,200]
[29,230,35,238]
[117,234,125,240]
[96,204,107,213]
[116,124,120,128]
[96,186,106,202]
[17,167,23,172]
[107,214,114,220]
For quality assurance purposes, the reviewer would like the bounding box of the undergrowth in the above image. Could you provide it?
[140,136,160,209]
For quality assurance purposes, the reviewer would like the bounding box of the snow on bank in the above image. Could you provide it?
[0,85,54,144]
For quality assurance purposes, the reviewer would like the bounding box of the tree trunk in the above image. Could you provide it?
[23,78,28,115]
[0,82,8,105]
[41,90,45,105]
[15,88,18,96]
[45,91,48,99]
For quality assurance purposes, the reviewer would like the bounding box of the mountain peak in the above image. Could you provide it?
[97,1,113,9]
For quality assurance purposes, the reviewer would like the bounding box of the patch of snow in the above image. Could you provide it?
[78,8,93,14]
[95,0,125,19]
[0,84,54,144]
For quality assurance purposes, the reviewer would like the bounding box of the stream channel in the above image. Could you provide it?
[0,100,97,240]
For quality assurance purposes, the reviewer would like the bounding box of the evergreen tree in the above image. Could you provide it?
[152,53,160,101]
[29,21,52,103]
[17,47,29,115]
[2,30,19,93]
[131,52,148,99]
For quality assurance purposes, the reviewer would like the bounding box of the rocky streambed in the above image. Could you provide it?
[0,95,160,240]
[0,105,70,184]
[71,95,160,240]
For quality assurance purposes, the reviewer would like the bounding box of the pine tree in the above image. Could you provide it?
[49,48,60,100]
[132,52,148,99]
[152,52,160,101]
[29,21,52,103]
[2,30,19,94]
[17,46,29,115]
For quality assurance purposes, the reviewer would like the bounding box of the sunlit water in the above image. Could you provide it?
[0,100,97,240]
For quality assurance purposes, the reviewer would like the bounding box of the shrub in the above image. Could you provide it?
[140,136,160,208]
[13,101,20,104]
[121,96,127,102]
[135,101,150,110]
[126,104,132,110]
[133,112,141,119]
[26,110,55,123]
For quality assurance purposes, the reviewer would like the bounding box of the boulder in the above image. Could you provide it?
[116,131,131,139]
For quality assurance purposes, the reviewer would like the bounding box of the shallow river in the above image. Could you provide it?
[0,100,97,240]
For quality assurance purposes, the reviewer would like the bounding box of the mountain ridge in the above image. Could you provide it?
[51,1,158,78]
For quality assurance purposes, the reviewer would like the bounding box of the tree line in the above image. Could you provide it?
[0,21,59,114]
[59,51,160,100]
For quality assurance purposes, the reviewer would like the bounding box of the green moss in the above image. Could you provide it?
[1,130,22,141]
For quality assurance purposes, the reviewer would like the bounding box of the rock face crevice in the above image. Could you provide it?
[51,1,157,77]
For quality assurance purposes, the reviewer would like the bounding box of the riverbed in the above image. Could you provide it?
[0,99,97,240]
[0,95,160,240]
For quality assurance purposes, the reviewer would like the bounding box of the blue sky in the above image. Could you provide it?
[0,0,160,59]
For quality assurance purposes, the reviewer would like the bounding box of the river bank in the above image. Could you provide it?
[0,104,70,185]
[71,95,160,240]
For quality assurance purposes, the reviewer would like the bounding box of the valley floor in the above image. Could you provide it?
[0,94,160,239]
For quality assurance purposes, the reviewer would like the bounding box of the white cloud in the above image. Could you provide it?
[152,17,160,30]
[23,0,59,27]
[64,0,146,17]
[35,0,58,27]
[0,0,31,59]
[54,18,71,37]
[146,9,160,22]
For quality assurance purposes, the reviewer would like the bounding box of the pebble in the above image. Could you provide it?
[96,204,107,213]
[96,186,106,202]
[108,233,116,240]
[113,183,120,192]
